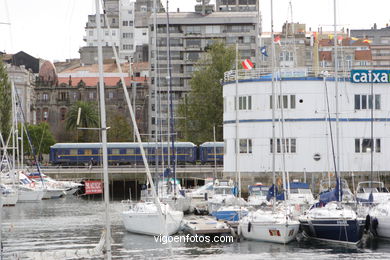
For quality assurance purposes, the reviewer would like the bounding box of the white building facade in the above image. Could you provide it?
[223,68,390,175]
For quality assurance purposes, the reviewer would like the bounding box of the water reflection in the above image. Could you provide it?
[1,197,390,259]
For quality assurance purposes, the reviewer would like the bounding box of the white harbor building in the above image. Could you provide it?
[223,68,390,176]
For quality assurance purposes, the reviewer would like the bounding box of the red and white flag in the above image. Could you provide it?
[241,59,254,70]
[274,35,281,45]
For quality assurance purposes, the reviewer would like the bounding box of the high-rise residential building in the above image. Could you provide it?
[81,0,162,65]
[119,0,164,63]
[80,0,120,65]
[148,7,260,140]
[351,24,390,68]
[216,0,258,12]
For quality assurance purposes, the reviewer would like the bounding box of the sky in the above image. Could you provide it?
[0,0,389,62]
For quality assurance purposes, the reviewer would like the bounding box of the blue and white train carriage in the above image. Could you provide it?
[49,142,198,165]
[199,142,224,165]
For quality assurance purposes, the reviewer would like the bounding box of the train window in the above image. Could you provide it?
[69,149,78,155]
[111,149,120,155]
[126,148,135,154]
[84,149,92,155]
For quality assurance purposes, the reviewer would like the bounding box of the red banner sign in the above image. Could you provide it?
[85,181,103,195]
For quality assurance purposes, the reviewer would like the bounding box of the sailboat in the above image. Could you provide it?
[298,0,365,244]
[122,0,183,236]
[239,0,299,243]
[209,41,251,222]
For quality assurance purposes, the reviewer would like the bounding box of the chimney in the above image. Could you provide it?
[177,8,180,12]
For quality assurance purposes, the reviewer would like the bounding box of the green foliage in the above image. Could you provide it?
[107,113,132,142]
[22,122,56,156]
[0,59,12,141]
[177,42,236,144]
[66,101,99,142]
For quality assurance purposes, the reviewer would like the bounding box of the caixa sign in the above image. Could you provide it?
[351,70,390,83]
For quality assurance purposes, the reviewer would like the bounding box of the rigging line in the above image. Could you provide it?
[13,83,45,186]
[324,78,338,178]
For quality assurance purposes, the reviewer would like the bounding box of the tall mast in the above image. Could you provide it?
[166,0,176,192]
[333,0,341,201]
[270,0,276,212]
[234,42,241,198]
[370,82,374,188]
[95,0,111,258]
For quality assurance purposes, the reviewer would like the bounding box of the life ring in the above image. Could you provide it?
[29,182,36,188]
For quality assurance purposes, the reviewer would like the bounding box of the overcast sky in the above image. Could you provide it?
[1,0,389,62]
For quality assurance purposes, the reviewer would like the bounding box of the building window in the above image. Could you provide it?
[270,95,296,109]
[108,91,114,99]
[43,108,49,121]
[123,44,133,50]
[239,139,252,154]
[122,33,133,38]
[129,21,133,26]
[60,108,67,121]
[89,91,94,100]
[122,21,128,26]
[355,138,381,153]
[36,108,41,122]
[89,30,93,36]
[270,138,296,153]
[237,96,252,110]
[59,92,67,101]
[279,51,294,62]
[354,94,380,110]
[42,93,49,101]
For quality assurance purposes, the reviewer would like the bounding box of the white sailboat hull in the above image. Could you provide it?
[2,192,18,206]
[18,188,44,202]
[373,215,390,238]
[64,186,80,195]
[240,221,299,244]
[122,210,183,236]
[369,201,390,238]
[42,189,65,199]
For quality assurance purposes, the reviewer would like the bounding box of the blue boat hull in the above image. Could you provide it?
[212,210,248,221]
[299,218,365,244]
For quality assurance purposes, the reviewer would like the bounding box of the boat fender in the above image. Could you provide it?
[365,215,370,231]
[371,217,379,236]
[248,222,252,233]
[204,193,208,201]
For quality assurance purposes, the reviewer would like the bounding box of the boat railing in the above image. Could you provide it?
[223,66,376,83]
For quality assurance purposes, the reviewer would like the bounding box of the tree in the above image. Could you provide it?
[66,101,99,142]
[107,113,133,142]
[177,42,236,144]
[0,59,12,141]
[22,123,56,162]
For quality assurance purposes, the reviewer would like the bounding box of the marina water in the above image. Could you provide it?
[2,197,390,259]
